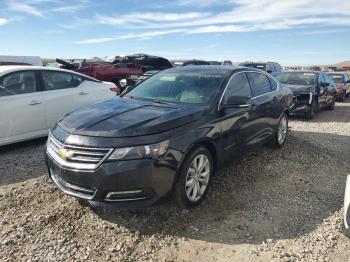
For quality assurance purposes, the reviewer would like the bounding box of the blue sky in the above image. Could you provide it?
[0,0,349,65]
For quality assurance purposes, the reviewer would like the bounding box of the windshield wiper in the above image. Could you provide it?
[151,99,170,105]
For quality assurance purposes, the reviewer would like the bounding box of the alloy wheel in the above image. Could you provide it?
[185,154,210,202]
[277,115,288,145]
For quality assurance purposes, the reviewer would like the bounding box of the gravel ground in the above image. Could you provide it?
[0,101,349,262]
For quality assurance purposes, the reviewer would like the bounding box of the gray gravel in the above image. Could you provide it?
[0,101,349,262]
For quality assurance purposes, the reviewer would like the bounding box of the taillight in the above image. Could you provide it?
[110,87,121,95]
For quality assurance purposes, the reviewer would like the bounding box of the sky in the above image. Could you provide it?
[0,0,349,66]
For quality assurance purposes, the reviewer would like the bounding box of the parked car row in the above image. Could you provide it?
[0,62,344,209]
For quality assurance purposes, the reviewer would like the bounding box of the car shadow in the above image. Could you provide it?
[93,132,349,245]
[0,137,47,186]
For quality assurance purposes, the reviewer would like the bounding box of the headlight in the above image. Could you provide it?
[108,140,169,160]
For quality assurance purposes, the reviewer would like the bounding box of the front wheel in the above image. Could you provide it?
[175,146,213,208]
[306,99,317,120]
[268,113,288,148]
[326,96,335,110]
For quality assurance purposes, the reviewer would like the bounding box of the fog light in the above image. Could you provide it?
[105,190,144,201]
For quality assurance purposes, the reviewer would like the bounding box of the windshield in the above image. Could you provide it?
[125,71,224,104]
[328,74,344,83]
[276,72,317,85]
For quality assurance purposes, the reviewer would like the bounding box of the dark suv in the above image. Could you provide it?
[239,62,283,76]
[276,71,336,119]
[45,66,292,208]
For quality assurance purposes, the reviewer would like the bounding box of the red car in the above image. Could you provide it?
[327,72,350,101]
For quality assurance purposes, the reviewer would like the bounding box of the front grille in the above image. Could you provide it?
[47,133,113,170]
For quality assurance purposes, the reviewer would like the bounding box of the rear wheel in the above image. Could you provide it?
[175,146,213,208]
[268,113,288,148]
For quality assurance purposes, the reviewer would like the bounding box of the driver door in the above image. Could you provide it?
[218,72,253,160]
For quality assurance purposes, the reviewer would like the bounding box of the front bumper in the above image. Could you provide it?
[344,175,350,237]
[290,93,313,115]
[45,150,179,208]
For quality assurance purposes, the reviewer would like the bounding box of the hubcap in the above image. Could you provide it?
[185,154,210,202]
[277,115,288,145]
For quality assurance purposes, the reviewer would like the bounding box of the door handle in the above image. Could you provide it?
[29,101,41,106]
[79,91,89,95]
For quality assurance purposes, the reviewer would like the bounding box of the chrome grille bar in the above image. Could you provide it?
[47,133,113,170]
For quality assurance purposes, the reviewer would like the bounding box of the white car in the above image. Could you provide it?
[0,66,119,146]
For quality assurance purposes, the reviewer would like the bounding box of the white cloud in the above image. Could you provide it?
[5,0,89,17]
[7,2,45,17]
[0,18,8,26]
[137,0,350,30]
[96,12,208,26]
[75,29,185,44]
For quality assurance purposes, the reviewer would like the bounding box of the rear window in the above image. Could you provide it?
[276,72,317,85]
[247,72,272,97]
[327,74,345,83]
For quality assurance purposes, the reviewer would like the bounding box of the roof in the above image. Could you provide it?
[163,65,265,75]
[0,65,99,81]
[281,70,320,74]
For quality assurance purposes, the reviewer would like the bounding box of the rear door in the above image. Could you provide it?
[0,70,46,144]
[41,70,88,129]
[246,72,276,145]
[41,70,115,129]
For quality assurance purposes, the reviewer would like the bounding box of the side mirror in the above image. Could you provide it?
[321,82,330,87]
[266,70,272,73]
[119,79,128,88]
[222,96,251,109]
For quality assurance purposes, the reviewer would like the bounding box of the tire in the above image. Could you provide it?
[306,99,317,120]
[326,97,335,110]
[268,113,288,148]
[341,93,346,102]
[175,146,213,208]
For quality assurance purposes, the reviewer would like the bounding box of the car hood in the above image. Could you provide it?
[57,97,205,137]
[280,84,316,94]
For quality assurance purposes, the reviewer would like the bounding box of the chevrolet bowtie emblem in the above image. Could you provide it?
[58,149,73,159]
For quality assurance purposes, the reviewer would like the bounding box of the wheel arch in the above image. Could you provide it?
[175,138,218,182]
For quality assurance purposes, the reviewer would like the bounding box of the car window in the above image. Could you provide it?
[328,74,345,83]
[276,72,317,85]
[269,77,278,91]
[0,71,36,97]
[222,73,251,104]
[247,72,272,97]
[319,73,325,84]
[72,74,85,87]
[42,71,76,91]
[266,63,275,72]
[323,74,331,84]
